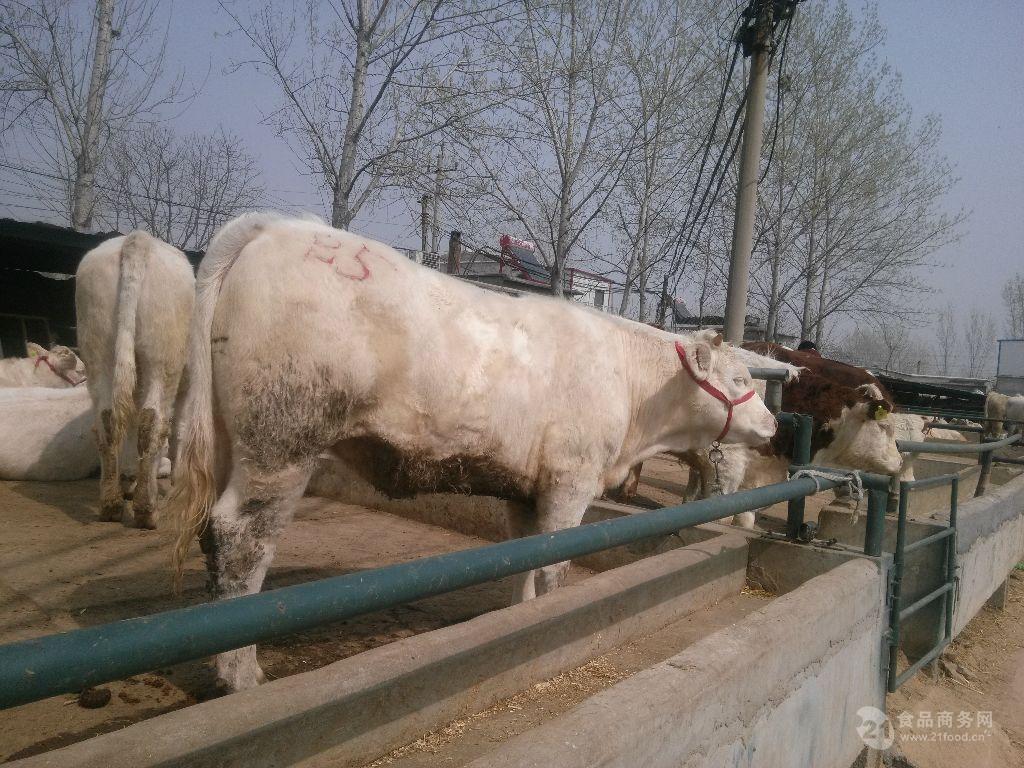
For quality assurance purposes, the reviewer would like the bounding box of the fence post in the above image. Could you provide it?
[447,231,462,275]
[786,414,813,540]
[765,379,783,414]
[975,439,993,497]
[863,489,886,557]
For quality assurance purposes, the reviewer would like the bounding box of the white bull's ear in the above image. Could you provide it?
[675,340,714,381]
[26,341,46,358]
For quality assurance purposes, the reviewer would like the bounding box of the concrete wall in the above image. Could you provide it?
[462,559,888,768]
[8,536,749,768]
[952,471,1024,634]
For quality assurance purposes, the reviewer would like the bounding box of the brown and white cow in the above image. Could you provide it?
[677,344,904,528]
[0,342,86,387]
[76,231,195,528]
[169,212,777,691]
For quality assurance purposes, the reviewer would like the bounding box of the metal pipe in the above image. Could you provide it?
[893,639,949,691]
[902,527,954,555]
[786,414,814,540]
[0,474,844,711]
[994,455,1024,466]
[747,367,790,381]
[764,379,783,414]
[898,582,955,621]
[976,444,995,498]
[945,478,958,642]
[896,432,1020,454]
[901,473,957,492]
[886,482,910,693]
[863,489,887,557]
[925,421,985,434]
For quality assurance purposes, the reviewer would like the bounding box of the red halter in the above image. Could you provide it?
[34,355,85,386]
[675,341,756,443]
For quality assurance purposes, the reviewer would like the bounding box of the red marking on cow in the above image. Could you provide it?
[335,247,372,281]
[305,235,372,280]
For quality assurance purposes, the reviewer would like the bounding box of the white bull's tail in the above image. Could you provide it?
[169,212,281,589]
[110,231,152,442]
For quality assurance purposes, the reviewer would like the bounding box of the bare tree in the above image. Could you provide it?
[222,0,494,231]
[1003,273,1024,338]
[962,308,996,378]
[102,126,264,250]
[610,0,722,320]
[933,303,958,376]
[833,321,930,373]
[452,0,641,296]
[0,0,182,230]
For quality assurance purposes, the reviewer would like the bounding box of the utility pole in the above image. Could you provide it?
[723,0,776,343]
[420,194,431,254]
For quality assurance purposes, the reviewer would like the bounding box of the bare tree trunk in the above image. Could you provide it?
[800,224,817,339]
[814,252,830,347]
[636,197,651,321]
[71,0,115,231]
[551,194,571,297]
[332,0,369,230]
[430,144,445,254]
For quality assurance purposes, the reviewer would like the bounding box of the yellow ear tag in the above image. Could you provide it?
[874,408,889,421]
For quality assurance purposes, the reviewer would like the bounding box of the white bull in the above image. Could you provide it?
[1005,395,1024,435]
[0,387,98,480]
[0,342,86,387]
[76,231,194,528]
[169,213,778,691]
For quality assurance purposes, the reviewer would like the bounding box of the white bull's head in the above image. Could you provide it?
[673,330,777,448]
[27,342,87,387]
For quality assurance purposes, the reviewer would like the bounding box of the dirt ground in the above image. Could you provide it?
[0,479,591,762]
[626,452,833,530]
[886,569,1024,768]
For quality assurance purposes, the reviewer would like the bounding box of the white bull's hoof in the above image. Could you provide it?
[216,646,267,693]
[731,511,756,529]
[157,457,172,478]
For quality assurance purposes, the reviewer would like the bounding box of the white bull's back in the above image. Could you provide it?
[212,221,631,481]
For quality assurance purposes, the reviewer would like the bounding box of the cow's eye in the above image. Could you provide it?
[733,377,746,386]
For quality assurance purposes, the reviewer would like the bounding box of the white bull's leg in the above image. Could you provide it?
[532,481,599,597]
[129,377,165,529]
[506,503,538,602]
[208,461,312,692]
[95,405,124,522]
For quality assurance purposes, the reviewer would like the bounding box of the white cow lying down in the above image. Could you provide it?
[0,387,98,480]
[0,342,86,387]
[170,212,777,692]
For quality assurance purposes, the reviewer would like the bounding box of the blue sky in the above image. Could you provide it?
[873,1,1023,326]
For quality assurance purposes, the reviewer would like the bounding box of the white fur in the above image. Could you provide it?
[170,213,778,692]
[0,342,85,387]
[75,231,194,528]
[0,387,98,480]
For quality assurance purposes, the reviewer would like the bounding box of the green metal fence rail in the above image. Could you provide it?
[0,467,849,711]
[886,476,959,692]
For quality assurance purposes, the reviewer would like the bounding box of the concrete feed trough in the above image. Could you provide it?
[2,437,1022,768]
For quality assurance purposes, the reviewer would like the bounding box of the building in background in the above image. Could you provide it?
[996,339,1024,395]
